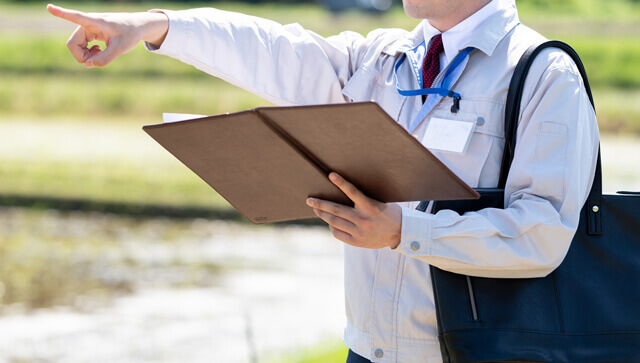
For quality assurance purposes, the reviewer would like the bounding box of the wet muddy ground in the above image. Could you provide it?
[0,210,345,362]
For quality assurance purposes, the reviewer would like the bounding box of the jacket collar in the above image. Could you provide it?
[383,0,520,57]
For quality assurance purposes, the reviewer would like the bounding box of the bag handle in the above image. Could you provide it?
[499,40,602,235]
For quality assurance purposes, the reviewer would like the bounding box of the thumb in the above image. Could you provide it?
[85,42,121,68]
[47,4,95,27]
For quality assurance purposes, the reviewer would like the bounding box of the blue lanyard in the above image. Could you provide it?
[394,46,475,132]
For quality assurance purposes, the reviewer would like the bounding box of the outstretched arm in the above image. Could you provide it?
[138,8,370,106]
[48,5,377,106]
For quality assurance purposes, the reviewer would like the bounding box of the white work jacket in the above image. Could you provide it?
[147,1,600,361]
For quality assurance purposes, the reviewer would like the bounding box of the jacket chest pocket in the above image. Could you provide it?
[426,99,505,188]
[341,68,406,121]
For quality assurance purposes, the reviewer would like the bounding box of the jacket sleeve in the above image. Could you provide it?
[144,8,370,106]
[394,50,600,278]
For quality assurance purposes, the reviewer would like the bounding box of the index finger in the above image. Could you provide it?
[328,173,372,206]
[47,4,95,27]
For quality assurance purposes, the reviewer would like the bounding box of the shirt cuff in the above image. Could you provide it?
[393,206,434,256]
[144,9,191,54]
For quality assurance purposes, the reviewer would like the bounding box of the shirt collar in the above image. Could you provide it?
[383,0,520,59]
[423,0,502,64]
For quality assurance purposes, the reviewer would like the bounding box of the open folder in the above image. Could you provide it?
[143,102,479,224]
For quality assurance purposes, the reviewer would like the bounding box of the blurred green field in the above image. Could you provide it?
[0,0,639,210]
[1,35,639,123]
[0,1,639,120]
[276,343,349,363]
[2,0,640,25]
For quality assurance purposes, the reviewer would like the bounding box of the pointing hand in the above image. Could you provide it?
[47,4,169,68]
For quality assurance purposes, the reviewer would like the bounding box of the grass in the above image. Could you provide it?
[264,338,349,363]
[516,0,640,23]
[0,71,270,118]
[298,348,349,363]
[0,74,638,133]
[0,206,345,362]
[0,1,638,125]
[0,207,230,309]
[563,36,640,89]
[0,159,229,208]
[0,118,232,208]
[0,33,639,127]
[1,112,638,218]
[0,1,638,207]
[2,0,639,24]
[592,88,640,134]
[0,1,421,37]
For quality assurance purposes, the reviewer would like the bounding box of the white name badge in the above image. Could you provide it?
[423,117,476,154]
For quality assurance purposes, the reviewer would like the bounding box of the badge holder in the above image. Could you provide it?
[394,46,475,132]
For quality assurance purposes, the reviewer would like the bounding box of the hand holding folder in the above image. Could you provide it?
[143,102,479,223]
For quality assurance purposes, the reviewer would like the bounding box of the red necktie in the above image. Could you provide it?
[422,34,444,102]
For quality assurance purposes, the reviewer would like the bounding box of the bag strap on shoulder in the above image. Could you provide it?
[500,40,602,235]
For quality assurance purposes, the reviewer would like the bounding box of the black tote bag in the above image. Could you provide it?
[418,41,640,362]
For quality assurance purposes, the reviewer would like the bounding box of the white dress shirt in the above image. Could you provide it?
[146,1,600,361]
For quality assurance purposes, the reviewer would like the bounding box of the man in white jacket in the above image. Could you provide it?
[48,1,599,361]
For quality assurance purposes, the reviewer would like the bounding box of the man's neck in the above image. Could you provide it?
[428,0,492,32]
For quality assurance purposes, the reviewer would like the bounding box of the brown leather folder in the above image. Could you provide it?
[143,102,479,224]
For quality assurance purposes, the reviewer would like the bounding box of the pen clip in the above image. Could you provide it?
[450,94,461,113]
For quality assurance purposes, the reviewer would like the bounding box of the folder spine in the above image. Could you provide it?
[254,110,332,177]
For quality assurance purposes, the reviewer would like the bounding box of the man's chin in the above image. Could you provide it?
[402,3,429,20]
[402,7,421,19]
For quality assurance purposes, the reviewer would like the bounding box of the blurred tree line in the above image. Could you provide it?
[2,0,635,3]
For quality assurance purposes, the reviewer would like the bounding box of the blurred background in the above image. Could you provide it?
[0,0,638,362]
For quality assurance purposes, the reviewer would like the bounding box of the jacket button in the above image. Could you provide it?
[374,349,384,358]
[410,241,421,251]
[476,116,485,126]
